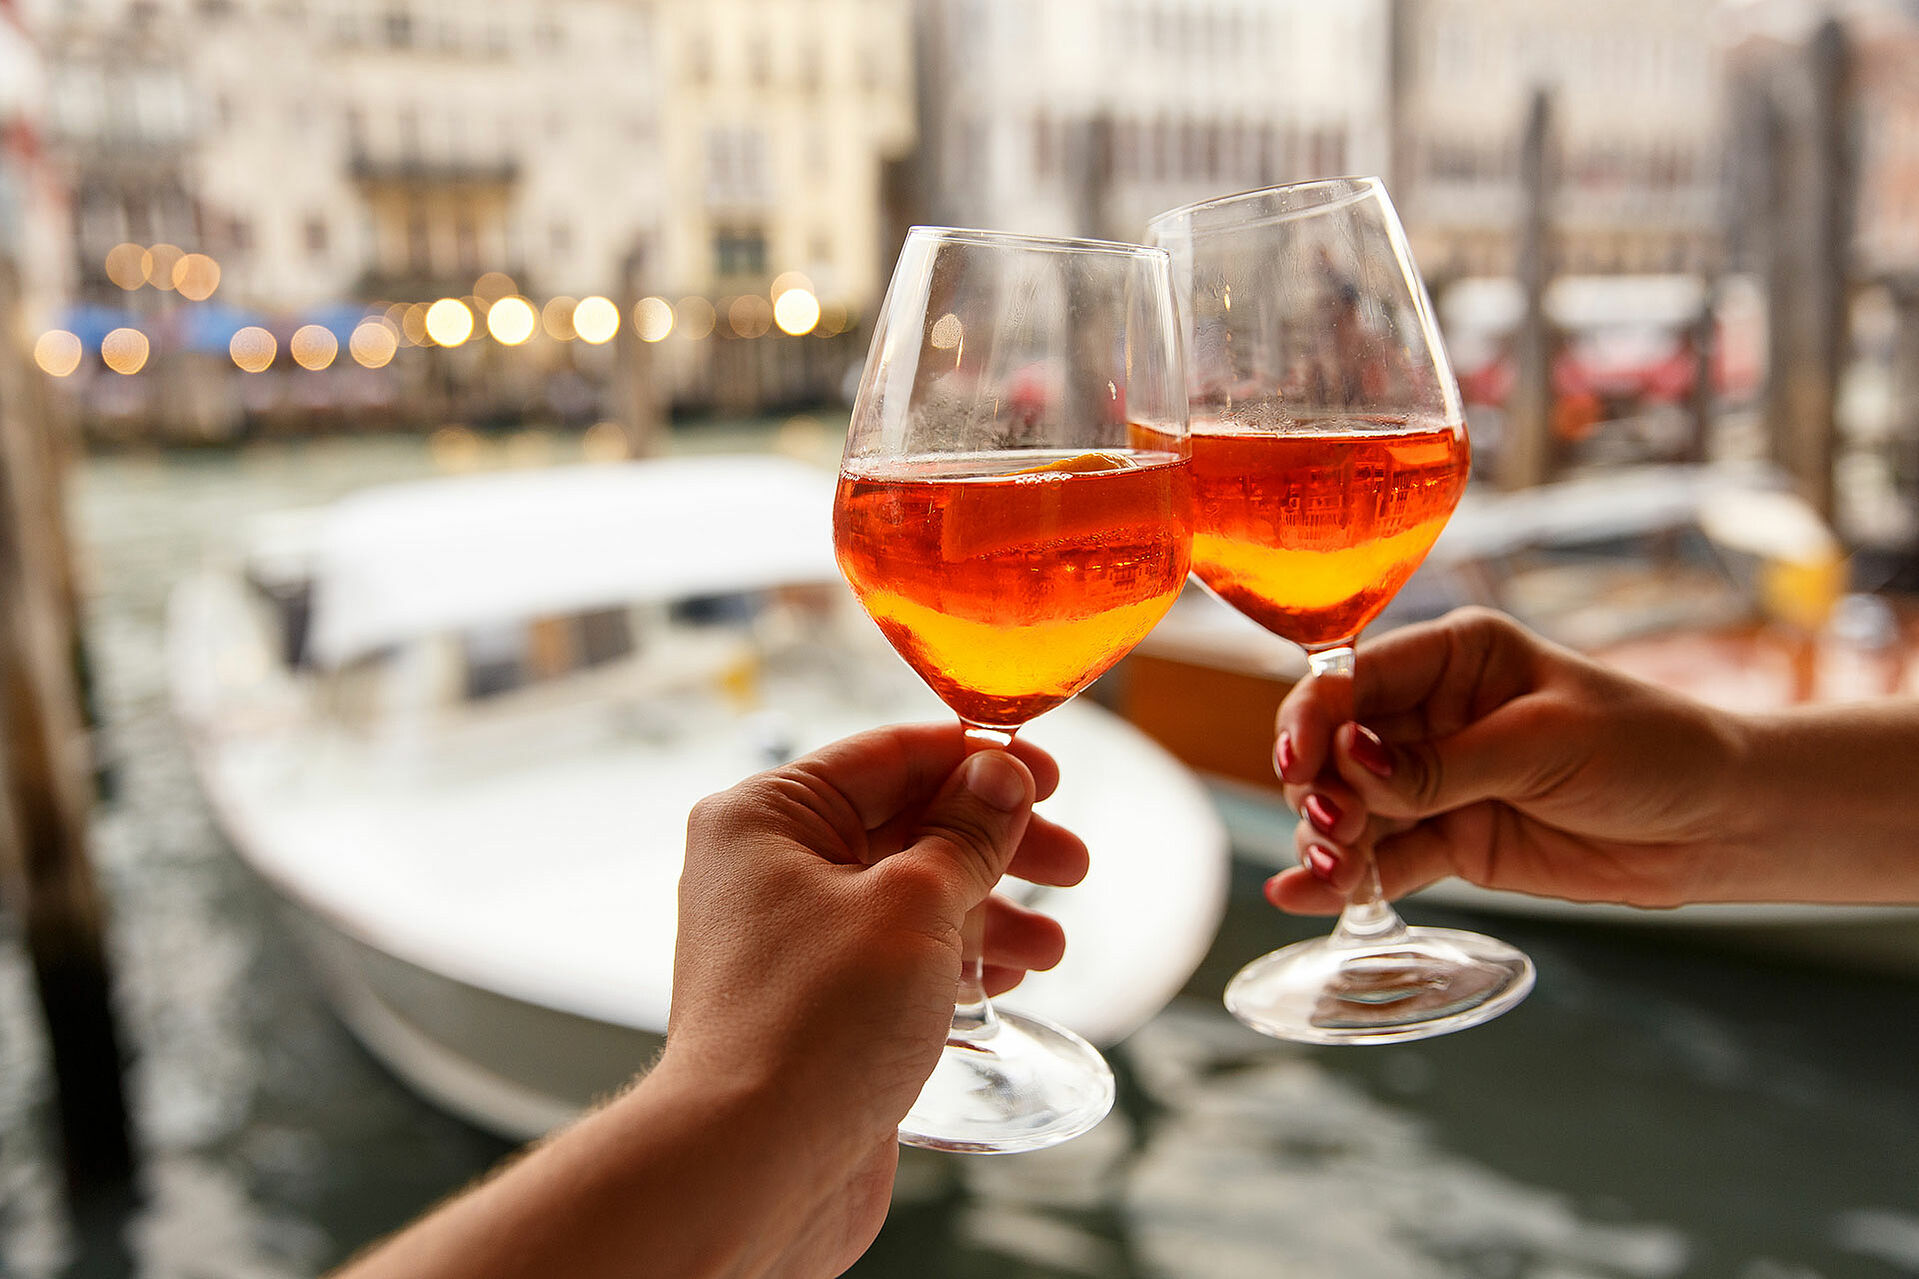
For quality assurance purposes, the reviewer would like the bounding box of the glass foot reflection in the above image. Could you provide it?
[1225,926,1535,1045]
[899,1010,1115,1153]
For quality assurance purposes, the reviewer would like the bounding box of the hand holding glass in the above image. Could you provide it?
[1150,178,1534,1044]
[833,227,1192,1149]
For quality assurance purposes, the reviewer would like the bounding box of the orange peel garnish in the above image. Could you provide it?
[1010,451,1135,476]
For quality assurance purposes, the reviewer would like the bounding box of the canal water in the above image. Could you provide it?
[3,430,1918,1278]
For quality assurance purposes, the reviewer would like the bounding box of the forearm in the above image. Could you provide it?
[333,1055,866,1279]
[1711,699,1919,904]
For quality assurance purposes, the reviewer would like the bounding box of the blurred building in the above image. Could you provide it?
[24,0,914,317]
[17,0,917,430]
[30,0,664,310]
[658,0,914,317]
[1394,0,1728,284]
[912,0,1392,244]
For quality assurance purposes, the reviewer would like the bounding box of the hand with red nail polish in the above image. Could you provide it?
[1267,607,1919,918]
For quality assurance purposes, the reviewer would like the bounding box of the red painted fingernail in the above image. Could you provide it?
[1306,845,1339,882]
[1347,724,1393,778]
[1303,793,1342,836]
[1275,731,1298,779]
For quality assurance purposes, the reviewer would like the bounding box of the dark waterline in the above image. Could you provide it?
[2,433,1916,1277]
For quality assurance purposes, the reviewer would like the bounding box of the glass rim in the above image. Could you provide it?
[1146,176,1384,236]
[906,224,1168,260]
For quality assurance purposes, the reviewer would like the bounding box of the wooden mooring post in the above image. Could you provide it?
[1500,86,1556,492]
[0,255,136,1196]
[1754,17,1850,521]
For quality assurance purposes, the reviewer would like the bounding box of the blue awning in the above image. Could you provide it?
[56,303,137,349]
[300,302,380,341]
[177,302,270,352]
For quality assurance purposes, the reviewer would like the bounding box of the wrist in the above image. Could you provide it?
[643,1039,887,1181]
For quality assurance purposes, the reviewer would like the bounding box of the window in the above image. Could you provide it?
[304,215,329,258]
[385,8,413,48]
[713,226,768,278]
[456,216,478,273]
[705,126,770,206]
[407,212,430,274]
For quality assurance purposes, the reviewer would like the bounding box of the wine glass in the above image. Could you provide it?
[1148,177,1534,1044]
[833,226,1191,1150]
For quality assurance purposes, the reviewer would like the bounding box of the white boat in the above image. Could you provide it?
[1117,464,1919,975]
[167,454,1230,1141]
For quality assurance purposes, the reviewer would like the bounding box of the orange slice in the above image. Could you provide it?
[1010,451,1135,476]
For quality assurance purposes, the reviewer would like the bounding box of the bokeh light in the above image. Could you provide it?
[728,294,772,339]
[290,324,339,371]
[349,319,399,368]
[635,296,675,342]
[504,430,555,468]
[473,271,517,304]
[487,296,538,345]
[231,326,278,372]
[425,298,475,347]
[817,302,850,336]
[428,424,485,472]
[145,244,185,290]
[572,296,620,344]
[581,420,630,463]
[173,253,222,301]
[34,330,83,377]
[777,414,827,461]
[402,303,432,346]
[105,243,147,291]
[102,328,149,374]
[542,297,578,340]
[676,296,716,341]
[773,287,821,336]
[771,270,815,298]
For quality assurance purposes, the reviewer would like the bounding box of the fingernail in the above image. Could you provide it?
[963,751,1027,812]
[1305,845,1339,882]
[1346,724,1393,778]
[1274,730,1298,780]
[1303,793,1342,836]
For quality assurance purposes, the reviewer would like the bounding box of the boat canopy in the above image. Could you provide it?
[306,455,842,668]
[1430,464,1829,566]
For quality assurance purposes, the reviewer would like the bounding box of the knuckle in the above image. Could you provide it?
[1397,742,1448,814]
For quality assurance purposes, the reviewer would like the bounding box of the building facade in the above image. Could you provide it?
[24,0,914,321]
[914,0,1393,246]
[1393,0,1728,284]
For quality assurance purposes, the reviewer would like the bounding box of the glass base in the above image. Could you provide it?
[899,1009,1115,1153]
[1225,926,1535,1045]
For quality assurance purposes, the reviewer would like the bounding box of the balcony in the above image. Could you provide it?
[349,150,520,190]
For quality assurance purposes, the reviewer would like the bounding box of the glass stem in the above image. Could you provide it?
[1305,645,1411,950]
[950,721,1016,1042]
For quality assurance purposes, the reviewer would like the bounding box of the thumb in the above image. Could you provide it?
[890,750,1035,910]
[1335,706,1555,821]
